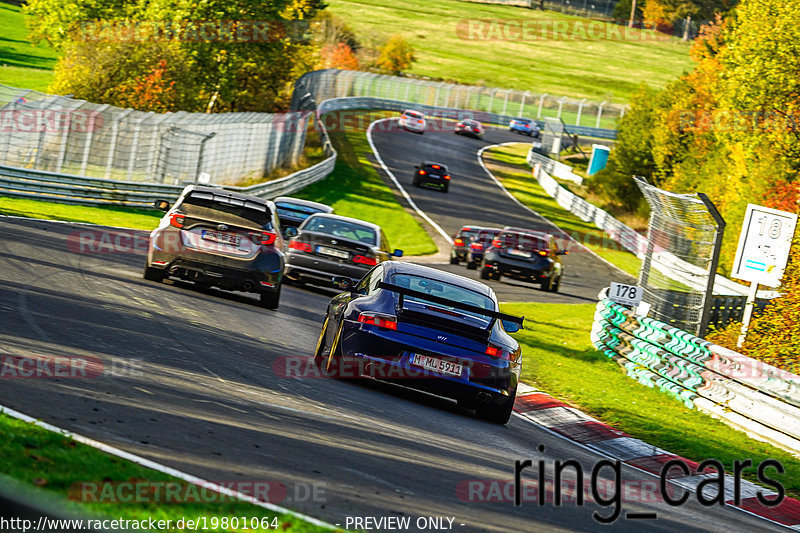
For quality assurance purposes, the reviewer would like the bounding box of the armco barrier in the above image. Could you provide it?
[592,292,800,455]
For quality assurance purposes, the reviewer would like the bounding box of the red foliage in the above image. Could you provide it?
[321,43,359,70]
[116,59,177,112]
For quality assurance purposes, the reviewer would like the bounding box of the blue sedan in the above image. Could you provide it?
[509,117,540,138]
[313,262,524,424]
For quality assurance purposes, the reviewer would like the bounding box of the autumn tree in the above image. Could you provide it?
[25,0,326,112]
[376,34,416,75]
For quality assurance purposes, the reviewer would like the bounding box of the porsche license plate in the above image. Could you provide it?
[409,354,463,377]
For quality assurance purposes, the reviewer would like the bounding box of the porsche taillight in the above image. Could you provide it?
[169,213,185,228]
[358,312,397,330]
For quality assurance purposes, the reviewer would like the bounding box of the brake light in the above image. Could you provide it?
[289,240,313,252]
[538,250,548,256]
[260,232,277,246]
[419,170,426,175]
[358,313,397,330]
[470,242,483,250]
[417,119,423,124]
[454,238,465,247]
[491,238,502,248]
[353,255,377,266]
[486,345,511,360]
[473,127,480,132]
[443,175,451,180]
[432,164,441,169]
[169,213,185,228]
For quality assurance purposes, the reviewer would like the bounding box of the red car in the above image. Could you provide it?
[454,119,484,139]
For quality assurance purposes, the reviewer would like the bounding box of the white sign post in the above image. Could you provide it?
[731,204,798,347]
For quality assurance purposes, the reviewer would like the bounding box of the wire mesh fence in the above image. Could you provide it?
[292,69,626,129]
[0,85,310,186]
[635,176,726,336]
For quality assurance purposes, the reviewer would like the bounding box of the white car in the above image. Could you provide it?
[398,110,426,134]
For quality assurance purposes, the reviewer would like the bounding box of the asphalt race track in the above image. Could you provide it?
[370,122,632,304]
[0,124,783,532]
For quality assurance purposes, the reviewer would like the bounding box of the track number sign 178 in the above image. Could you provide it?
[608,282,643,307]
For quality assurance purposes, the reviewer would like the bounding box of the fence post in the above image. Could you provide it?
[698,192,726,338]
[576,98,586,126]
[596,101,606,129]
[194,132,217,184]
[501,90,510,116]
[519,91,529,117]
[556,97,566,120]
[488,88,497,113]
[537,93,548,119]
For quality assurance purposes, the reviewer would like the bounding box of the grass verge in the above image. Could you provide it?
[0,2,57,92]
[501,302,800,498]
[293,111,437,256]
[0,197,163,230]
[0,412,331,532]
[482,143,641,277]
[327,0,693,104]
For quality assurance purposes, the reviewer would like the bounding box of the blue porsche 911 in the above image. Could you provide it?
[313,262,524,424]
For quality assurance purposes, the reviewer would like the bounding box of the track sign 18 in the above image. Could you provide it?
[732,204,798,288]
[608,282,643,307]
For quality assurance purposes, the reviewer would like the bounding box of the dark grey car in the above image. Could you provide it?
[284,213,403,287]
[144,185,284,309]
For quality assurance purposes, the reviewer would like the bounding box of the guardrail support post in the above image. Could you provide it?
[519,91,530,117]
[194,132,216,185]
[537,94,548,119]
[576,98,586,126]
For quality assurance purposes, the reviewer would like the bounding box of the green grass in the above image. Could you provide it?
[328,0,694,104]
[0,196,164,229]
[0,2,57,91]
[0,412,332,532]
[482,144,642,277]
[293,111,438,256]
[503,302,800,498]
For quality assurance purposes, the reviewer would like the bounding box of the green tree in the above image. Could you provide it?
[376,34,416,75]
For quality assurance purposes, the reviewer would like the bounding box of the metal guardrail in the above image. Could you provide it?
[592,292,800,456]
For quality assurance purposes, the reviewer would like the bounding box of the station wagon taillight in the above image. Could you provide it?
[443,175,451,180]
[169,213,185,228]
[418,169,426,175]
[470,242,483,250]
[454,238,465,246]
[491,238,502,248]
[358,312,397,330]
[260,232,277,246]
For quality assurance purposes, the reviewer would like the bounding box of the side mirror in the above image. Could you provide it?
[556,250,569,256]
[154,200,170,211]
[414,165,419,169]
[392,249,404,258]
[502,320,522,333]
[284,226,299,238]
[332,277,353,291]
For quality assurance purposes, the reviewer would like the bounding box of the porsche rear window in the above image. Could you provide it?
[405,111,423,118]
[390,273,495,317]
[302,216,377,245]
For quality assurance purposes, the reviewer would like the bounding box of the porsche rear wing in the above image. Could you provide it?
[377,281,524,326]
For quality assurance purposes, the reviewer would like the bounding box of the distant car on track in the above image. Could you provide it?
[465,227,503,270]
[144,185,284,309]
[413,161,451,193]
[450,225,483,264]
[399,110,426,134]
[509,117,540,138]
[314,262,524,424]
[283,213,403,287]
[454,119,484,139]
[273,197,333,237]
[480,229,566,291]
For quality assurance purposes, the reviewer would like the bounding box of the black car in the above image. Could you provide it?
[273,196,333,236]
[314,262,524,424]
[454,119,484,139]
[480,230,566,291]
[413,161,451,193]
[450,225,483,264]
[144,185,284,309]
[284,213,403,287]
[465,227,503,270]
